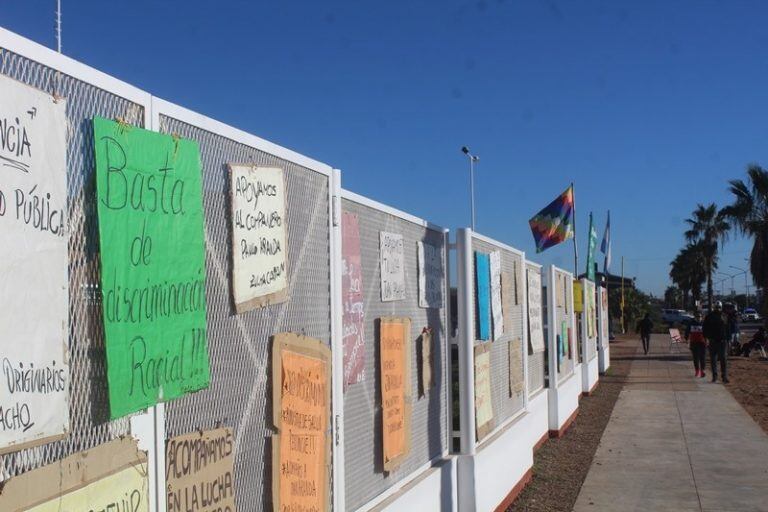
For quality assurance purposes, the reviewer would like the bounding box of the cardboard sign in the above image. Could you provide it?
[380,232,406,301]
[501,271,515,334]
[166,428,236,512]
[272,333,331,512]
[0,75,69,452]
[229,164,288,312]
[586,280,597,340]
[600,287,610,345]
[514,259,524,305]
[489,251,504,340]
[573,280,584,313]
[474,343,494,441]
[342,212,365,388]
[0,437,148,512]
[527,269,546,353]
[379,317,412,471]
[555,273,564,308]
[417,241,445,309]
[475,252,491,341]
[93,118,210,418]
[509,338,524,397]
[417,327,434,397]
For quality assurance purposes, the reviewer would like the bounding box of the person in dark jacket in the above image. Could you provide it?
[636,312,653,355]
[703,301,728,383]
[685,311,707,378]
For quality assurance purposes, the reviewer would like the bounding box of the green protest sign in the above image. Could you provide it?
[93,117,210,419]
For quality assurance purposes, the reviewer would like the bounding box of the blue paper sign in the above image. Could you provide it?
[475,252,491,340]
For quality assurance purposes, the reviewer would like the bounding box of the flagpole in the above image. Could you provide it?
[571,182,579,277]
[621,256,626,334]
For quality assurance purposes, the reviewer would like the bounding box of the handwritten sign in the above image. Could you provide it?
[229,164,288,312]
[417,328,434,397]
[474,343,494,441]
[0,76,69,452]
[0,437,148,512]
[513,260,523,305]
[93,118,210,418]
[380,232,405,301]
[489,251,504,340]
[475,252,491,341]
[379,317,412,471]
[600,287,609,345]
[342,212,365,388]
[417,241,444,309]
[509,338,524,397]
[573,280,584,313]
[272,333,331,512]
[501,271,514,334]
[586,280,597,340]
[527,269,545,353]
[166,428,236,512]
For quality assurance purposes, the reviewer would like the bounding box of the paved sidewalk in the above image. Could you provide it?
[574,334,768,512]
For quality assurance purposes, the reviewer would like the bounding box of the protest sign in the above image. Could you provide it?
[93,117,210,418]
[272,333,331,512]
[229,164,288,312]
[527,269,546,353]
[475,252,491,340]
[342,212,365,388]
[474,343,494,441]
[509,338,524,397]
[489,251,504,340]
[417,327,434,397]
[417,241,444,309]
[501,271,515,334]
[0,75,69,452]
[379,317,412,471]
[380,232,406,301]
[166,428,236,512]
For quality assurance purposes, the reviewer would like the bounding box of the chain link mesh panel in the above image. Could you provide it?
[0,48,144,481]
[526,263,545,396]
[341,198,449,511]
[552,269,574,380]
[470,238,525,436]
[158,115,332,512]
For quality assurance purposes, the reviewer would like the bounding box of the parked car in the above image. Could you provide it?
[742,308,761,322]
[661,309,694,325]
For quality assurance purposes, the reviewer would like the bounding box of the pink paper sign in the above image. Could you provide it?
[342,212,366,388]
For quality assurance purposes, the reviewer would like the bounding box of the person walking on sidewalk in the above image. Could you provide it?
[685,311,707,378]
[637,312,653,355]
[703,301,728,383]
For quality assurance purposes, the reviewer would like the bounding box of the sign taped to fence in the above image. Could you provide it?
[0,437,149,512]
[379,317,412,471]
[342,212,366,388]
[501,271,515,334]
[474,343,494,441]
[272,333,331,512]
[380,231,406,301]
[489,251,504,340]
[475,252,491,340]
[555,273,564,308]
[586,280,597,340]
[600,287,609,345]
[509,337,524,396]
[0,76,69,452]
[229,164,288,312]
[166,428,236,512]
[418,327,434,396]
[573,280,584,313]
[93,117,210,418]
[418,241,444,309]
[527,269,546,353]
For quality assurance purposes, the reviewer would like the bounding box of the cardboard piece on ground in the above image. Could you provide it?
[417,327,434,397]
[474,342,494,441]
[272,333,331,512]
[509,337,524,397]
[379,317,412,471]
[166,428,236,512]
[0,437,148,512]
[229,164,289,313]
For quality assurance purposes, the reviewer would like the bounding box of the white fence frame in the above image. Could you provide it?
[525,260,546,397]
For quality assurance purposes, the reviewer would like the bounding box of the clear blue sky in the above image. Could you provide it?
[5,1,767,296]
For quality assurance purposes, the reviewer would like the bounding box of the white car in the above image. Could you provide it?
[742,308,761,322]
[661,309,694,325]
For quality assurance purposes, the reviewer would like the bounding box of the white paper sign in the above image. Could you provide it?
[380,232,405,301]
[417,241,444,309]
[229,164,288,312]
[527,268,546,353]
[0,75,69,452]
[490,251,504,340]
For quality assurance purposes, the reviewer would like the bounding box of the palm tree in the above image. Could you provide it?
[669,242,707,309]
[721,165,768,322]
[684,204,729,308]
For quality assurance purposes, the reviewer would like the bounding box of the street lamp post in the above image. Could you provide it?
[717,271,736,300]
[730,265,750,308]
[461,146,479,231]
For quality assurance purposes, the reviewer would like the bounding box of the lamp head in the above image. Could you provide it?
[461,146,470,155]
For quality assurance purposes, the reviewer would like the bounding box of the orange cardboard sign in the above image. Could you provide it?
[272,333,331,512]
[379,317,412,471]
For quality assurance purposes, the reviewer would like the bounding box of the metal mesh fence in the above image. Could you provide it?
[470,237,526,437]
[0,47,143,481]
[552,269,574,380]
[341,197,449,512]
[158,115,333,512]
[526,263,545,396]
